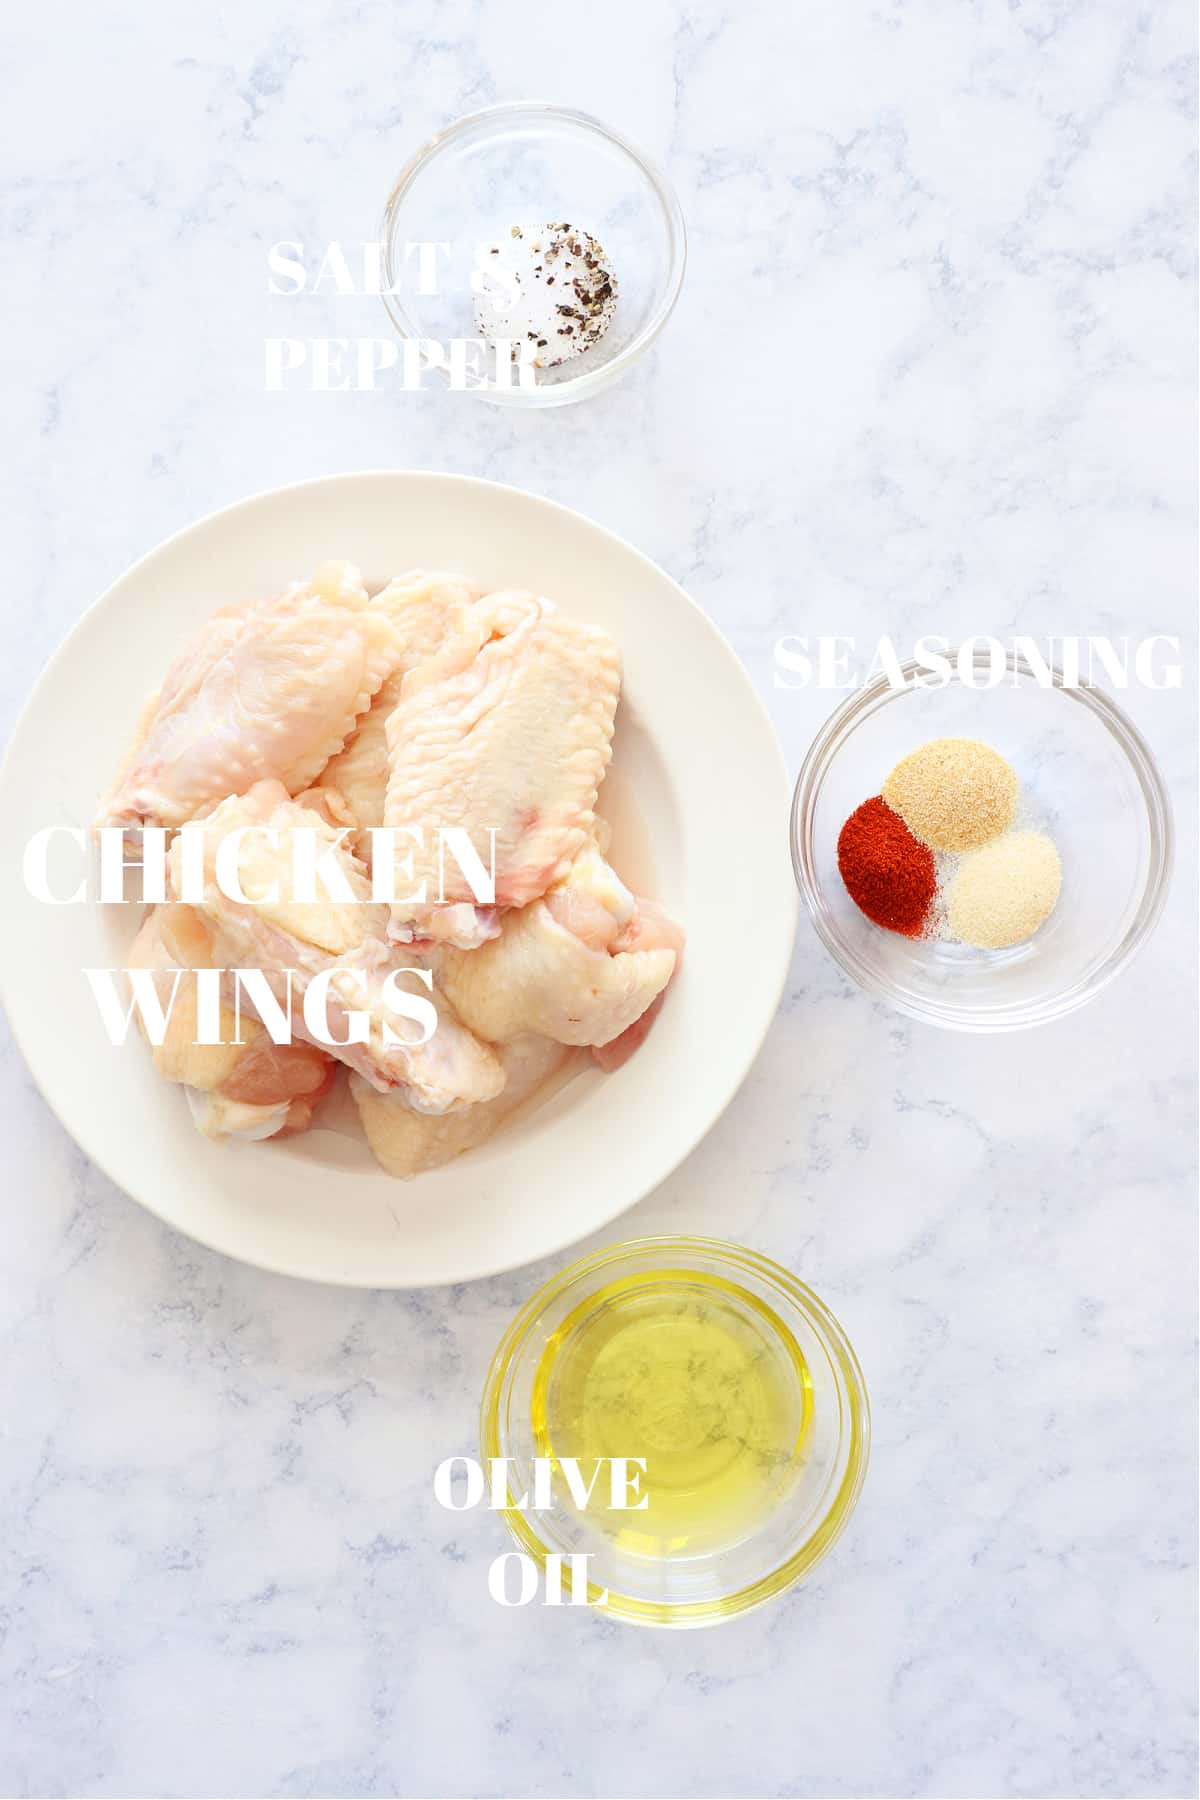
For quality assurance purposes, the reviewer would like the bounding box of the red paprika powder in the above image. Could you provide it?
[837,796,935,936]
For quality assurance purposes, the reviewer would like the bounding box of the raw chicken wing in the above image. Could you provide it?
[128,903,335,1141]
[383,593,621,944]
[352,1035,570,1177]
[99,562,403,833]
[436,845,681,1051]
[168,781,504,1113]
[318,571,480,855]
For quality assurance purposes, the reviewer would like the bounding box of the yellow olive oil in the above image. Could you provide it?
[531,1270,813,1558]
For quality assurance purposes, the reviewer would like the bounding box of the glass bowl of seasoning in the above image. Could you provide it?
[791,649,1173,1031]
[480,1236,870,1628]
[381,103,686,407]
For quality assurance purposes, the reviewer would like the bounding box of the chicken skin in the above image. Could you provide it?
[127,903,335,1141]
[99,562,403,834]
[589,897,685,1070]
[167,781,504,1113]
[436,844,682,1051]
[383,593,621,945]
[318,571,480,854]
[351,1035,569,1177]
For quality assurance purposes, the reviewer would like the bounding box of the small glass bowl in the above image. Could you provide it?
[480,1236,870,1628]
[791,650,1173,1031]
[380,103,686,407]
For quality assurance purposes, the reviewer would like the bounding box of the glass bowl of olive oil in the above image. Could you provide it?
[480,1236,870,1627]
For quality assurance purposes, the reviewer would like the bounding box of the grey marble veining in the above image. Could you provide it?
[1,1,1196,1796]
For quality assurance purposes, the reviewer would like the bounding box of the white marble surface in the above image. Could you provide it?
[2,1,1197,1795]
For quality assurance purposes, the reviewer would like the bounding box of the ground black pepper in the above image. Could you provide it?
[474,222,618,367]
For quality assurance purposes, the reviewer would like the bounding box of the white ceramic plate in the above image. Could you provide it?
[0,473,796,1288]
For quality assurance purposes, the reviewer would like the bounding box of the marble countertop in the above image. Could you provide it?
[2,1,1196,1796]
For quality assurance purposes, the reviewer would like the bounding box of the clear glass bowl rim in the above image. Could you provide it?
[790,648,1175,1032]
[379,102,687,407]
[479,1233,871,1629]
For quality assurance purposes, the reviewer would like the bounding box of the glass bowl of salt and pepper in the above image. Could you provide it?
[380,103,686,407]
